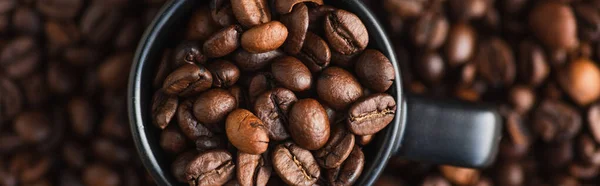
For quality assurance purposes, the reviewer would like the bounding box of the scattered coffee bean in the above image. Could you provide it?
[532,99,581,142]
[317,67,363,110]
[253,88,297,141]
[289,98,330,150]
[271,56,312,92]
[237,152,272,186]
[272,142,320,186]
[204,25,243,58]
[347,93,396,135]
[557,58,600,106]
[186,150,235,186]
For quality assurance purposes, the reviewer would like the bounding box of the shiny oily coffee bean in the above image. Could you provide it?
[254,88,297,141]
[204,25,243,58]
[326,145,364,186]
[231,0,271,27]
[557,58,600,106]
[0,76,22,122]
[314,124,355,169]
[271,56,312,92]
[355,49,395,92]
[518,40,549,87]
[317,67,363,110]
[241,21,288,53]
[347,93,396,136]
[439,165,480,186]
[445,23,476,67]
[194,88,237,126]
[195,135,227,152]
[163,64,213,97]
[0,36,41,79]
[210,0,236,27]
[160,125,188,154]
[173,151,196,183]
[226,109,269,154]
[174,41,207,67]
[233,49,284,71]
[207,60,240,88]
[186,6,219,41]
[237,152,272,186]
[357,135,373,146]
[577,134,600,165]
[529,1,578,50]
[272,142,320,186]
[508,85,535,114]
[411,11,448,50]
[324,9,369,55]
[475,37,516,86]
[152,89,178,130]
[14,111,51,144]
[308,5,336,33]
[186,150,235,186]
[289,98,330,150]
[533,99,581,142]
[297,32,331,72]
[281,3,309,55]
[275,0,323,14]
[177,99,214,140]
[574,3,600,41]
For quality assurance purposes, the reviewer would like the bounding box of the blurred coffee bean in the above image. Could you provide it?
[416,51,445,85]
[518,40,549,87]
[557,58,600,106]
[36,0,83,20]
[475,37,516,87]
[0,76,23,122]
[494,161,524,186]
[0,0,16,14]
[508,85,535,114]
[92,138,131,164]
[573,3,600,42]
[0,36,41,79]
[529,1,578,50]
[12,7,41,35]
[449,0,487,20]
[68,97,97,137]
[9,152,51,183]
[383,0,426,18]
[114,17,141,50]
[100,112,129,141]
[552,175,579,186]
[62,141,86,168]
[445,23,476,67]
[13,111,50,143]
[568,162,599,179]
[576,134,600,165]
[80,1,122,45]
[532,99,581,142]
[545,141,574,169]
[439,165,480,185]
[411,11,448,50]
[83,163,121,186]
[98,52,133,90]
[421,174,451,186]
[588,103,600,143]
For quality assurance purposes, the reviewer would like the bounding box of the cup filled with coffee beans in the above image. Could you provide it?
[129,0,503,185]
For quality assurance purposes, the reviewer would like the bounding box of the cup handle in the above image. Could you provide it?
[394,95,502,168]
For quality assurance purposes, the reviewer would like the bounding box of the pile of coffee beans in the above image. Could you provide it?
[0,0,165,185]
[366,0,600,185]
[151,0,397,185]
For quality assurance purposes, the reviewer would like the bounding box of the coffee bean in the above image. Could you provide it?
[228,85,249,109]
[210,0,236,27]
[248,72,277,102]
[331,50,358,69]
[517,40,549,87]
[0,36,40,79]
[416,51,445,85]
[271,56,312,91]
[241,21,288,53]
[383,0,426,19]
[160,125,188,154]
[195,135,227,152]
[475,37,516,86]
[63,46,101,66]
[544,141,574,168]
[187,6,220,41]
[0,76,22,122]
[204,25,242,58]
[439,165,480,185]
[574,3,600,41]
[557,58,600,106]
[568,162,599,179]
[44,20,81,48]
[529,1,578,50]
[357,135,373,146]
[297,32,331,72]
[98,52,133,90]
[445,23,476,67]
[233,49,284,71]
[275,0,323,14]
[37,0,82,19]
[207,60,241,88]
[494,161,524,186]
[68,97,98,137]
[324,9,368,55]
[576,134,600,165]
[100,112,129,141]
[152,90,178,129]
[500,109,531,159]
[355,49,395,92]
[13,7,41,35]
[281,3,309,55]
[272,142,320,186]
[80,1,121,45]
[163,64,213,97]
[0,0,16,14]
[237,152,272,186]
[326,145,364,186]
[47,61,78,95]
[231,0,271,27]
[307,5,335,33]
[174,41,207,67]
[253,88,297,141]
[347,93,396,136]
[177,99,214,141]
[226,109,269,154]
[411,11,448,50]
[449,0,487,20]
[317,67,363,110]
[9,152,51,183]
[314,124,355,169]
[172,151,196,183]
[14,111,51,143]
[508,85,535,114]
[62,141,86,168]
[186,150,235,186]
[289,98,330,150]
[225,179,241,186]
[421,174,451,186]
[533,99,581,142]
[83,164,121,186]
[92,138,130,164]
[194,88,237,126]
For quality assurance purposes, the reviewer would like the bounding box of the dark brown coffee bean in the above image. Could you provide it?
[68,97,98,137]
[63,46,101,66]
[195,135,227,152]
[355,49,395,92]
[326,145,364,186]
[0,133,23,154]
[288,98,330,150]
[226,109,269,154]
[14,111,51,143]
[449,0,487,20]
[231,0,271,27]
[113,17,141,50]
[0,76,22,122]
[248,72,277,102]
[80,1,122,45]
[518,40,549,87]
[275,0,323,14]
[508,85,535,114]
[178,99,215,140]
[13,7,41,35]
[314,124,355,169]
[529,1,578,50]
[233,49,284,71]
[557,58,600,106]
[323,103,339,124]
[475,38,516,86]
[297,32,331,72]
[241,21,288,53]
[204,25,242,58]
[174,41,207,67]
[37,0,83,19]
[574,4,600,41]
[160,125,188,154]
[494,161,524,186]
[172,151,196,183]
[0,36,40,79]
[272,142,320,186]
[45,20,81,50]
[83,164,121,186]
[281,3,309,55]
[317,67,363,110]
[416,51,445,85]
[411,11,448,50]
[533,99,581,142]
[225,179,241,186]
[237,152,272,186]
[499,109,531,159]
[331,50,358,69]
[228,85,249,109]
[210,0,236,27]
[577,134,600,165]
[324,9,369,55]
[383,0,426,19]
[9,152,51,183]
[347,93,396,136]
[445,23,476,67]
[439,165,480,186]
[186,150,235,186]
[187,6,220,41]
[92,138,130,164]
[307,5,336,33]
[544,141,573,168]
[194,88,237,126]
[207,60,241,88]
[254,88,297,141]
[589,103,600,143]
[568,162,599,179]
[0,0,16,14]
[271,56,312,91]
[162,64,213,97]
[47,61,78,95]
[357,135,373,146]
[62,141,86,168]
[152,90,178,130]
[98,52,133,90]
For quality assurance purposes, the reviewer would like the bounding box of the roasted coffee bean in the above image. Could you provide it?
[207,60,241,88]
[475,37,516,86]
[289,98,330,150]
[545,141,574,168]
[186,150,235,186]
[314,124,355,169]
[204,25,242,58]
[92,138,130,164]
[331,50,358,69]
[416,51,445,85]
[533,99,581,142]
[233,49,284,71]
[172,151,196,183]
[0,0,16,14]
[568,162,599,179]
[83,164,121,186]
[174,41,207,67]
[411,11,448,50]
[162,64,213,97]
[63,46,101,66]
[160,125,188,154]
[152,90,178,129]
[307,5,336,33]
[253,88,297,141]
[228,85,249,109]
[0,76,22,122]
[45,20,80,50]
[187,6,220,41]
[241,21,288,53]
[226,109,269,154]
[421,174,451,186]
[326,145,364,186]
[225,179,242,186]
[231,0,271,27]
[272,142,320,186]
[518,40,549,87]
[9,152,51,183]
[210,0,236,27]
[355,49,395,92]
[576,134,600,165]
[529,1,578,50]
[324,9,368,55]
[574,3,600,41]
[113,17,141,50]
[237,152,272,186]
[195,135,227,152]
[248,72,277,102]
[0,134,23,154]
[317,67,363,110]
[271,56,312,91]
[0,36,40,79]
[62,141,86,168]
[13,111,51,143]
[281,3,309,55]
[357,135,373,146]
[557,58,600,106]
[37,0,83,19]
[47,61,78,95]
[500,110,530,159]
[13,7,41,35]
[194,88,237,127]
[439,165,480,185]
[98,52,133,90]
[494,161,524,186]
[323,103,338,124]
[80,1,121,45]
[445,23,476,67]
[449,0,487,20]
[508,85,535,114]
[297,32,331,72]
[347,93,396,136]
[178,99,215,140]
[68,97,97,137]
[274,0,323,14]
[589,103,600,143]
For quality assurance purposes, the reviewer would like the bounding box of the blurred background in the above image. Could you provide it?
[1,0,599,185]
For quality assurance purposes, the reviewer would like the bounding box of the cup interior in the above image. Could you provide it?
[128,0,405,185]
